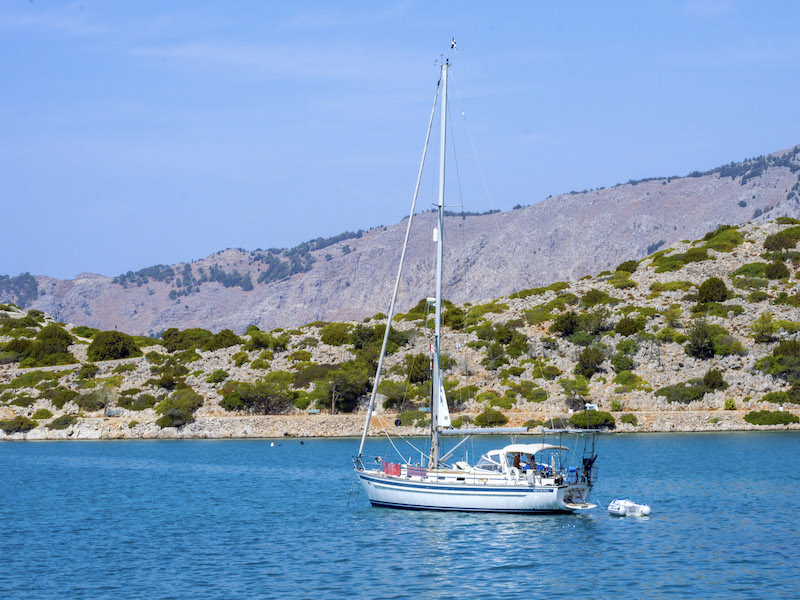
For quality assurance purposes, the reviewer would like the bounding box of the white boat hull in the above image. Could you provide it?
[357,470,594,513]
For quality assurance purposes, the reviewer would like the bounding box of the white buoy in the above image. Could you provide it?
[270,442,275,447]
[608,498,651,517]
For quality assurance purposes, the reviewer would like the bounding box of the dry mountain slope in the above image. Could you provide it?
[6,145,800,335]
[1,217,800,440]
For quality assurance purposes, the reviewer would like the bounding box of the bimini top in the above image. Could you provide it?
[500,443,567,456]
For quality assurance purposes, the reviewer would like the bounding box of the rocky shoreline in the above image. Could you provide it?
[3,410,798,441]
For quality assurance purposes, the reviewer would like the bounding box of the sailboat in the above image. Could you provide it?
[354,55,598,513]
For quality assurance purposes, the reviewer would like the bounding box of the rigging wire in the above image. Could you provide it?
[448,70,505,242]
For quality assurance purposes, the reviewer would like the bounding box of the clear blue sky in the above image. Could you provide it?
[3,1,800,279]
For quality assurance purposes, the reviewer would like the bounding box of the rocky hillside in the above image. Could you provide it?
[1,218,799,440]
[4,146,800,336]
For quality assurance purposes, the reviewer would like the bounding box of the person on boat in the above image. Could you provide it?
[512,453,521,470]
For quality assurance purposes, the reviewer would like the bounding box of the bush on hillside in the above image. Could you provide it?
[575,346,605,378]
[87,331,141,362]
[47,414,78,430]
[77,363,100,380]
[697,277,729,304]
[743,410,799,426]
[204,329,242,352]
[764,229,799,251]
[569,410,615,429]
[685,318,716,359]
[703,368,728,391]
[765,261,790,280]
[615,316,645,336]
[155,388,204,428]
[0,415,38,434]
[474,408,509,428]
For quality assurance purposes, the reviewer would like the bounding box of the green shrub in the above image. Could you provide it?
[581,289,617,307]
[74,389,111,412]
[232,351,249,367]
[404,353,431,383]
[77,363,100,380]
[522,418,544,429]
[569,410,615,429]
[575,346,605,378]
[288,350,312,363]
[113,363,137,374]
[657,327,686,344]
[652,247,711,272]
[650,281,694,294]
[616,260,638,273]
[47,414,78,430]
[9,369,68,389]
[569,331,594,347]
[481,343,508,371]
[703,368,728,391]
[764,229,800,251]
[615,316,644,336]
[743,410,799,426]
[219,375,298,414]
[245,330,290,352]
[724,398,736,410]
[0,415,38,433]
[118,393,158,411]
[73,325,100,339]
[499,366,525,378]
[610,352,634,373]
[13,324,77,367]
[617,339,638,355]
[474,408,509,428]
[685,318,716,359]
[32,408,53,420]
[203,329,242,352]
[610,399,622,412]
[250,359,270,370]
[509,281,569,299]
[612,370,650,393]
[550,312,581,336]
[442,306,466,330]
[656,381,708,404]
[320,323,352,346]
[774,292,800,308]
[749,291,770,302]
[10,395,35,407]
[702,226,743,252]
[397,409,429,427]
[733,263,768,278]
[87,331,142,362]
[620,413,638,426]
[751,311,777,343]
[155,388,204,427]
[712,334,746,356]
[40,387,78,409]
[765,261,790,280]
[160,328,212,352]
[205,369,229,384]
[697,277,729,303]
[754,339,800,381]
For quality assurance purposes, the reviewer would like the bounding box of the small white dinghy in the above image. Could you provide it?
[608,498,651,517]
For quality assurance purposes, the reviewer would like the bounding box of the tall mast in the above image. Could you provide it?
[431,59,448,469]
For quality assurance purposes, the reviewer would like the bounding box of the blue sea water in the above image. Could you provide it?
[1,432,798,600]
